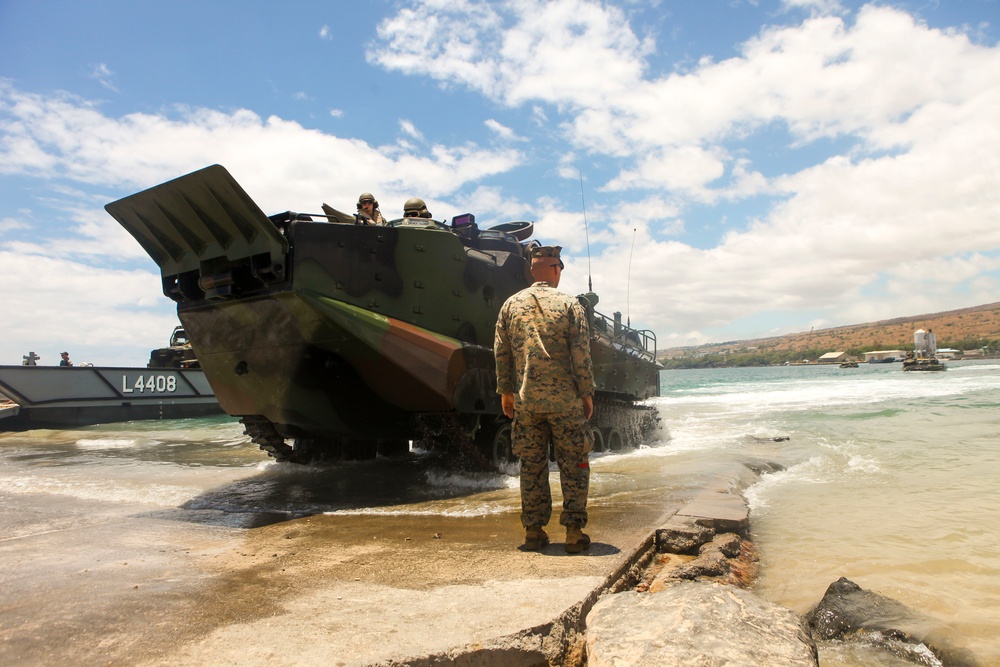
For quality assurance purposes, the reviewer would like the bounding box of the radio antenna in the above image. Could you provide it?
[627,228,636,327]
[579,171,593,292]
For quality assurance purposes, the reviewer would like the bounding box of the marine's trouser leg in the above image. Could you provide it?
[549,408,592,528]
[513,412,552,529]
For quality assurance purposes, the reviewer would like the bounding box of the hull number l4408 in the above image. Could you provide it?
[121,374,178,393]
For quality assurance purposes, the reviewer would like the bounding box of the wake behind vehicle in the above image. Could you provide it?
[106,165,661,466]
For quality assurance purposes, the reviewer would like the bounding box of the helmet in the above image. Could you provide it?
[357,192,378,210]
[403,197,432,218]
[403,197,425,211]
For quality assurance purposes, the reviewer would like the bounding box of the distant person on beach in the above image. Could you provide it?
[356,192,386,225]
[59,352,73,367]
[494,245,596,554]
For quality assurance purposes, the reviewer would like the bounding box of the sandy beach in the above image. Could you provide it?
[0,441,691,666]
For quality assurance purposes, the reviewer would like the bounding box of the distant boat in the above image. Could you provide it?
[903,328,946,371]
[902,357,946,372]
[0,365,221,430]
[839,361,859,368]
[0,328,221,431]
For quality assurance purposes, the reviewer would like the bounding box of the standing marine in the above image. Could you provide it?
[494,245,596,553]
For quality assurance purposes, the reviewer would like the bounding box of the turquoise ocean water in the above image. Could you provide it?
[654,360,1000,665]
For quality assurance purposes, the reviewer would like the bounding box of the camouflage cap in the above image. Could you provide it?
[531,245,562,260]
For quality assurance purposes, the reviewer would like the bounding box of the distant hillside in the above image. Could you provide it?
[660,301,1000,360]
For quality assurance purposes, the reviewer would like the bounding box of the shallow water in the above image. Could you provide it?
[1,361,997,664]
[656,361,1000,666]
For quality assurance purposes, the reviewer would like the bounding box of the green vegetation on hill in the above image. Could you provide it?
[660,349,826,369]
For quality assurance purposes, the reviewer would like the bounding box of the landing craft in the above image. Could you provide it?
[0,327,220,431]
[106,165,662,467]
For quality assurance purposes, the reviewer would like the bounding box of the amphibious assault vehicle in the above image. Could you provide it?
[147,326,199,369]
[106,165,661,467]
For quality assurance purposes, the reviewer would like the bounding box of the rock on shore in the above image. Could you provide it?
[585,464,818,666]
[807,577,980,667]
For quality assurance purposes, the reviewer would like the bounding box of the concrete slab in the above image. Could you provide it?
[587,583,818,667]
[677,490,749,529]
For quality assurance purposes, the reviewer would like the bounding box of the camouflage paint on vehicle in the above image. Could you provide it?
[106,165,662,465]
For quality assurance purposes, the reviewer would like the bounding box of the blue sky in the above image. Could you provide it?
[1,0,999,365]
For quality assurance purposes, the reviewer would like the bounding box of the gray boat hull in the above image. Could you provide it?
[0,365,221,431]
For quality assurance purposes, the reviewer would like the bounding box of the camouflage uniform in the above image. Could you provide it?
[494,248,595,529]
[359,209,386,225]
[356,193,386,225]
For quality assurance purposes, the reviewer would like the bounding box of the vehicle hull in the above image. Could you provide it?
[181,292,499,441]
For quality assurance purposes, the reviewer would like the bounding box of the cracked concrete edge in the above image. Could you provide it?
[369,525,668,667]
[372,460,771,667]
[665,460,774,537]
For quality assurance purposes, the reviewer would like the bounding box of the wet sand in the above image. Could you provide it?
[1,465,686,666]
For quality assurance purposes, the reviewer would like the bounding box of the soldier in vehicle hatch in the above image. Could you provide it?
[402,197,433,219]
[356,192,386,225]
[494,245,596,554]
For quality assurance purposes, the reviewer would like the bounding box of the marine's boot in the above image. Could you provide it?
[523,526,549,551]
[565,526,591,554]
